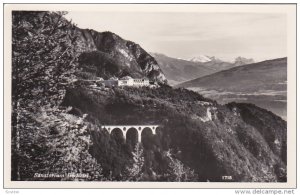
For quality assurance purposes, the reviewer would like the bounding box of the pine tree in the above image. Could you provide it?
[126,143,144,181]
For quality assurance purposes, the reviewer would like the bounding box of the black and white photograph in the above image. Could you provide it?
[3,3,297,189]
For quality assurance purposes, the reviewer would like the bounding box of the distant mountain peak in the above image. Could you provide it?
[190,55,212,63]
[234,56,255,65]
[207,56,223,62]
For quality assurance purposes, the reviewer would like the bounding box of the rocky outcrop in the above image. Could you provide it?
[75,29,167,83]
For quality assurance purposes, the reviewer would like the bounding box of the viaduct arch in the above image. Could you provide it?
[102,125,159,143]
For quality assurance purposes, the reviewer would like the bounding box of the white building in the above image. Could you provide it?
[97,77,151,88]
[118,78,150,87]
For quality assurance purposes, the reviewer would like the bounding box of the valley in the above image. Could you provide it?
[176,58,287,120]
[188,88,286,120]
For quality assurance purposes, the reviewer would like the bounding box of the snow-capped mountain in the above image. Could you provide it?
[190,55,212,63]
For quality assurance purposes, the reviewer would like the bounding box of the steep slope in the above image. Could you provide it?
[74,29,167,83]
[227,102,287,164]
[62,85,287,182]
[176,58,287,119]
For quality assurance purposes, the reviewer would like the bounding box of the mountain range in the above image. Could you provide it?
[189,55,254,65]
[151,53,255,85]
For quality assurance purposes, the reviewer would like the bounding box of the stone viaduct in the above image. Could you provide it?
[101,125,159,143]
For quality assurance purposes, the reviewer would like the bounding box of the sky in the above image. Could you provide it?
[65,12,287,62]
